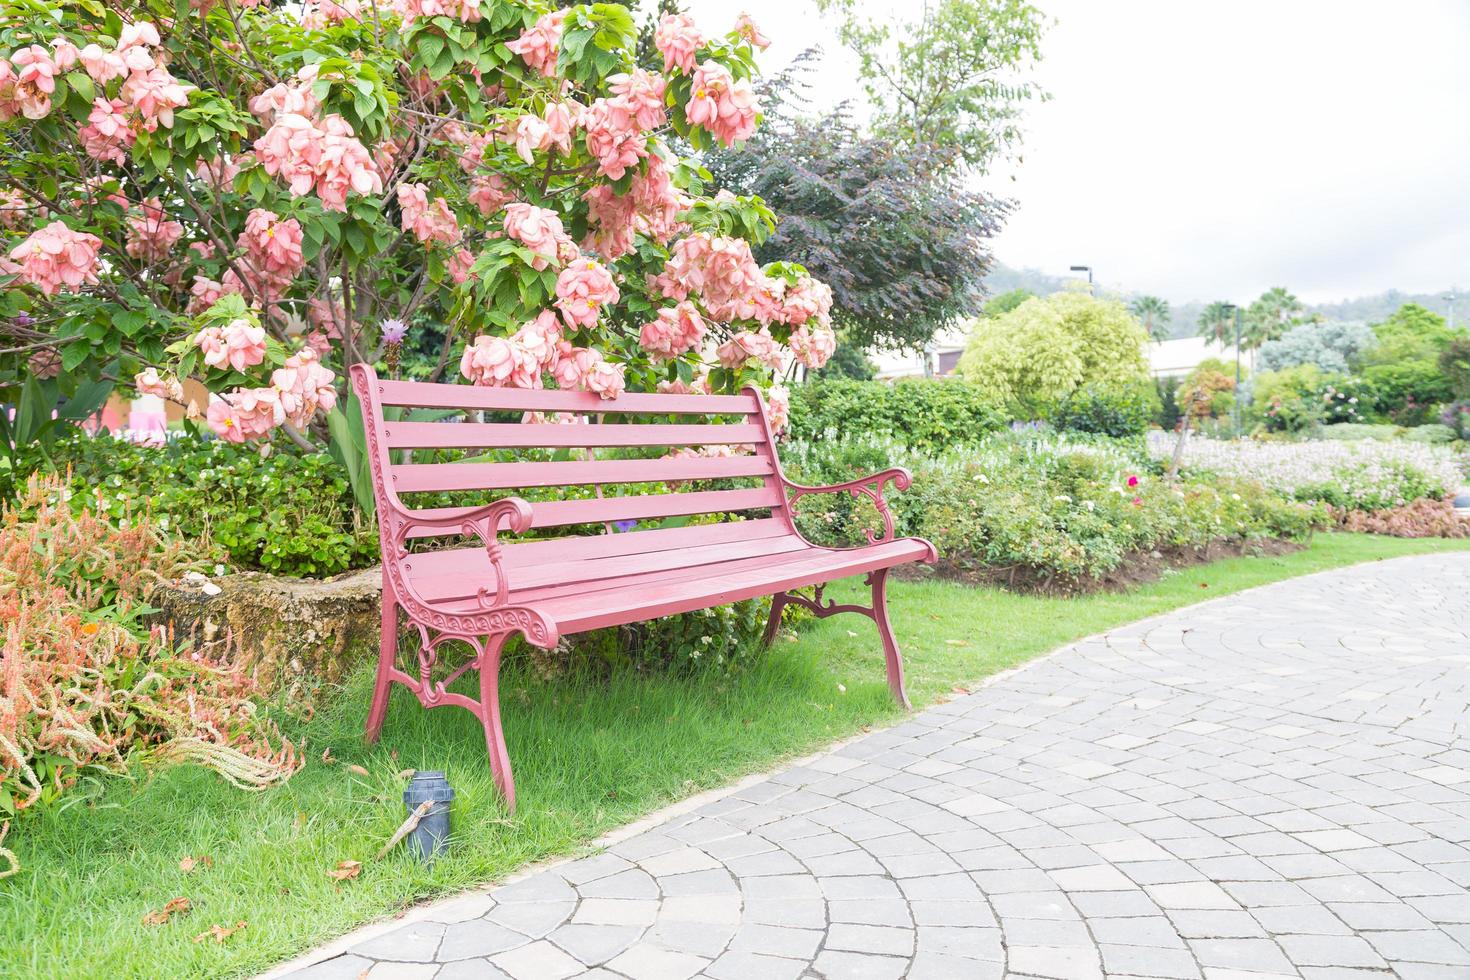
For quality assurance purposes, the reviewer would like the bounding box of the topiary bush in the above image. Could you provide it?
[787,378,1005,452]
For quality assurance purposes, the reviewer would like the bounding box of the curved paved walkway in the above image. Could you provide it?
[280,555,1470,980]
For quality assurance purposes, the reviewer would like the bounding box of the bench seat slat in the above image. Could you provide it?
[391,455,773,492]
[406,518,791,574]
[401,487,780,536]
[383,421,765,449]
[428,538,930,634]
[410,534,812,601]
[375,378,756,415]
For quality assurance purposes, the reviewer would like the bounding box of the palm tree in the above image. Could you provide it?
[1197,302,1235,344]
[1243,286,1305,349]
[1130,295,1172,340]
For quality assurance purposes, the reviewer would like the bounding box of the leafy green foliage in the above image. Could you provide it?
[1129,295,1171,341]
[787,378,1005,453]
[1257,319,1376,374]
[1360,303,1459,367]
[32,436,377,577]
[956,290,1151,414]
[703,62,1006,352]
[1360,361,1454,425]
[813,0,1049,172]
[1051,382,1159,439]
[1438,334,1470,399]
[783,432,1325,584]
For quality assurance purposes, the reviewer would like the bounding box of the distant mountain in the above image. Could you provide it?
[981,263,1463,338]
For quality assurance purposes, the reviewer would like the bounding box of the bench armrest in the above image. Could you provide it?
[390,497,534,610]
[783,468,913,545]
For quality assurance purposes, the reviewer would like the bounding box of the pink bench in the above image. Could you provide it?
[351,364,936,810]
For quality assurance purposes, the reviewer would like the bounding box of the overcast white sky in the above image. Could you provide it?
[685,0,1470,306]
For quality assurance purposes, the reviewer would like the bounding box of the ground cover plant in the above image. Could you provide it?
[0,473,302,823]
[2,533,1464,979]
[1148,431,1464,512]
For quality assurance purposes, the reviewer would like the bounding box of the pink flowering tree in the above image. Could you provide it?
[0,1,837,458]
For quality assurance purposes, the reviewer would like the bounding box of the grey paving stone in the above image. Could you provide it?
[280,556,1470,980]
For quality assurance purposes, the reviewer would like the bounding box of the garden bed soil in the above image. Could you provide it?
[899,537,1306,596]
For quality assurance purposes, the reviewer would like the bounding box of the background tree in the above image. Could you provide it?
[1129,295,1171,341]
[1358,303,1459,366]
[704,58,1007,352]
[1197,301,1236,344]
[1257,320,1375,375]
[813,0,1049,172]
[982,287,1034,318]
[1243,287,1308,349]
[956,290,1150,414]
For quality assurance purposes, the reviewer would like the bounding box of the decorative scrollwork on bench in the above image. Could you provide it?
[784,468,913,545]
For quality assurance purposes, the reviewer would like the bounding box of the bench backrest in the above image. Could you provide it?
[349,364,794,544]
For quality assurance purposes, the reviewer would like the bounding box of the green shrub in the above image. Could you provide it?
[1360,361,1454,424]
[1051,382,1159,438]
[33,434,378,577]
[787,378,1005,452]
[1403,424,1455,445]
[784,432,1325,584]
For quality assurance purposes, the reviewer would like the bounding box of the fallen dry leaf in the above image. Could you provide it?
[347,764,370,777]
[395,769,416,780]
[952,685,970,694]
[945,639,969,647]
[142,897,191,926]
[321,747,335,764]
[178,855,212,874]
[326,860,362,881]
[193,921,247,944]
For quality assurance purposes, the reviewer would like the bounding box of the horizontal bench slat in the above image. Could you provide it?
[375,379,757,415]
[391,455,774,492]
[410,534,811,601]
[383,421,765,450]
[402,487,781,535]
[410,517,792,568]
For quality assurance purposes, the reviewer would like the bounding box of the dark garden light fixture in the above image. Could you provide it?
[1069,265,1094,293]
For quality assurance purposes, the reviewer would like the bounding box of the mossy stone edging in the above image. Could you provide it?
[150,567,383,705]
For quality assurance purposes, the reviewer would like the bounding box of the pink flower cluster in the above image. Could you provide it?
[654,13,704,73]
[397,184,461,246]
[6,221,103,295]
[469,174,513,216]
[78,97,135,164]
[788,321,837,370]
[686,62,758,147]
[660,233,762,320]
[134,367,184,401]
[207,348,337,442]
[124,198,184,265]
[459,311,626,400]
[256,111,384,211]
[639,302,706,361]
[503,203,577,271]
[765,384,790,434]
[194,318,268,373]
[513,101,576,164]
[391,0,480,24]
[716,330,782,371]
[0,189,27,230]
[581,155,684,260]
[505,9,567,77]
[734,13,771,50]
[1,43,63,120]
[554,258,620,329]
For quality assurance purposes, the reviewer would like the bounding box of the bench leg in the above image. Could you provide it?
[870,569,912,710]
[365,593,397,744]
[762,592,790,648]
[478,632,516,813]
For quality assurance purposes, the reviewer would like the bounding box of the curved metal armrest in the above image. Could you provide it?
[390,497,534,610]
[784,468,913,545]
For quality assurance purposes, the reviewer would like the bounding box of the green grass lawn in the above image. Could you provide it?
[4,532,1468,979]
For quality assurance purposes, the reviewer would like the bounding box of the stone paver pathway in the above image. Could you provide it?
[279,554,1470,980]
